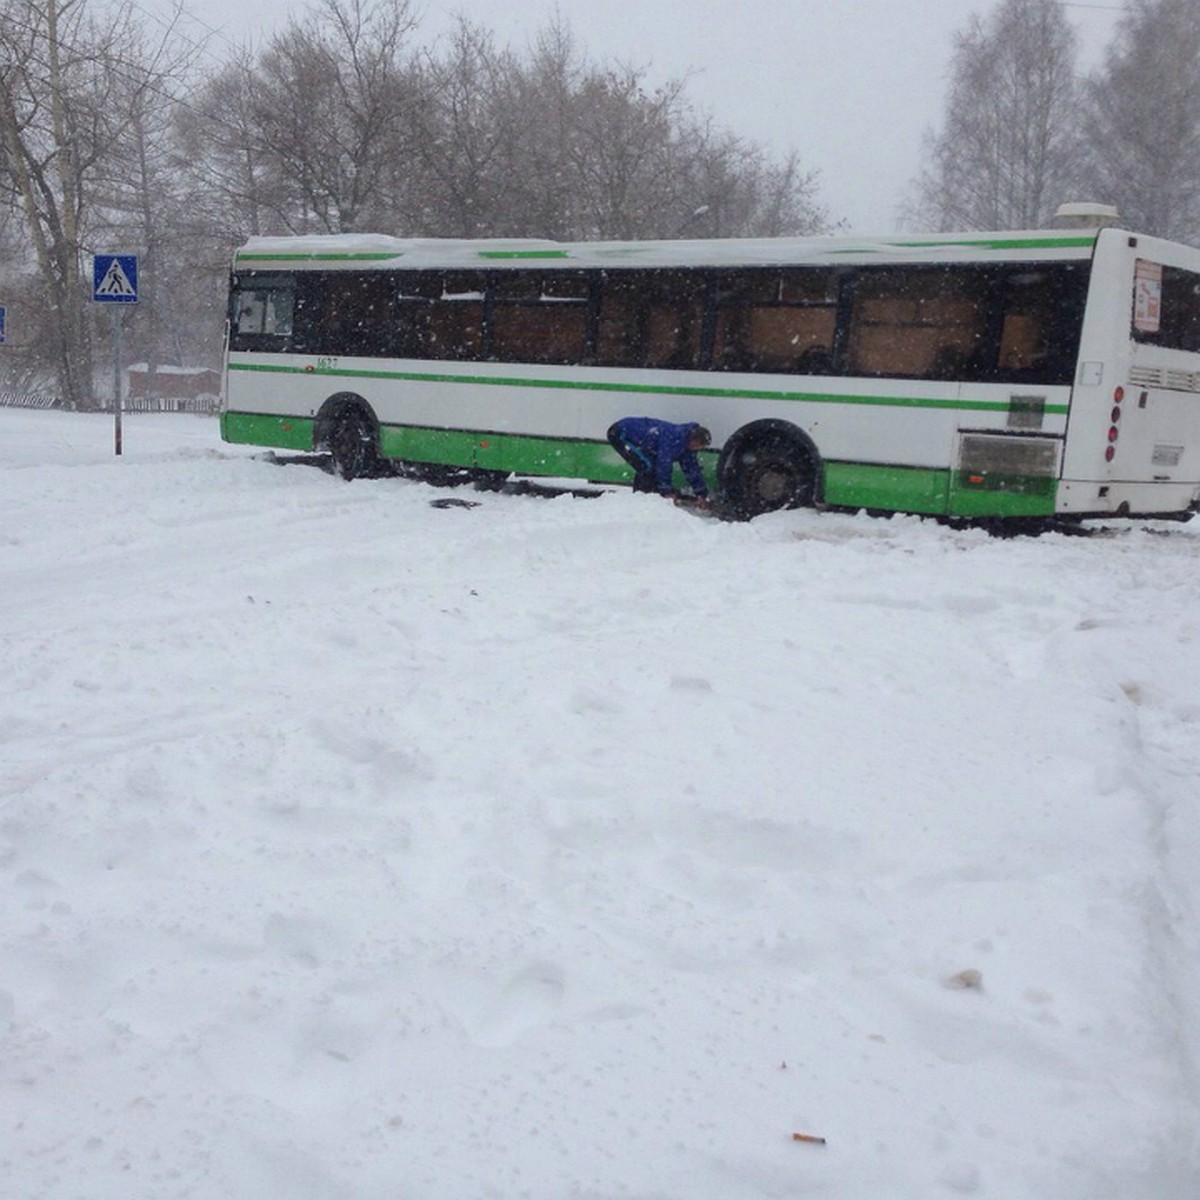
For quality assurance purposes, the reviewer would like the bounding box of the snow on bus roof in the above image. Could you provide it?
[234,229,1103,270]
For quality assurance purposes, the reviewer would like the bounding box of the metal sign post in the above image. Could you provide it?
[111,308,124,454]
[92,255,139,456]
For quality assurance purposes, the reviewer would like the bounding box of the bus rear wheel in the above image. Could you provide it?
[724,436,817,519]
[329,408,380,480]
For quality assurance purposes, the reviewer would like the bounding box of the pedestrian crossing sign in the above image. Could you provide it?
[93,255,139,303]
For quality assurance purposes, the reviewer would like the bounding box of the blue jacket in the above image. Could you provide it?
[615,418,709,497]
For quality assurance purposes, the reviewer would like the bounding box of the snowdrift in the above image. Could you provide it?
[3,410,1198,1198]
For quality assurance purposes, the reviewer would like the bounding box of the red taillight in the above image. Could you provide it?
[1105,446,1116,462]
[1114,386,1125,404]
[1111,407,1122,423]
[1108,426,1119,443]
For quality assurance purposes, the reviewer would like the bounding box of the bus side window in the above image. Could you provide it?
[230,274,295,350]
[594,272,635,366]
[421,272,486,362]
[315,271,393,357]
[998,312,1043,371]
[995,265,1088,385]
[235,294,267,334]
[845,267,987,380]
[392,272,440,359]
[596,270,705,370]
[712,269,837,374]
[490,271,590,365]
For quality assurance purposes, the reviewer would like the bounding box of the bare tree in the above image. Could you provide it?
[497,19,590,240]
[564,67,689,239]
[0,0,200,403]
[89,11,208,383]
[1079,0,1200,243]
[408,19,523,237]
[910,0,1080,231]
[243,0,419,233]
[667,116,828,239]
[176,7,826,249]
[0,0,117,404]
[175,51,289,242]
[494,19,828,241]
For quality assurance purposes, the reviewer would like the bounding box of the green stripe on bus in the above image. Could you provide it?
[227,360,1069,416]
[947,472,1057,517]
[821,461,1057,517]
[477,250,572,260]
[380,422,712,486]
[868,235,1096,252]
[822,462,950,513]
[234,252,403,263]
[220,409,316,450]
[378,424,631,481]
[234,249,572,264]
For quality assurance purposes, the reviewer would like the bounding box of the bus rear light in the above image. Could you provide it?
[1108,426,1119,443]
[1114,386,1125,404]
[1111,407,1122,423]
[1105,445,1116,462]
[967,473,985,485]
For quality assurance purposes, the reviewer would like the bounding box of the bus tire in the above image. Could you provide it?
[721,425,818,519]
[328,406,380,480]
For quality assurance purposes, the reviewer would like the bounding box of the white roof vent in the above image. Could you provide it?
[1053,202,1120,229]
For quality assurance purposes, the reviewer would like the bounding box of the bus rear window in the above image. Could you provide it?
[1133,263,1200,352]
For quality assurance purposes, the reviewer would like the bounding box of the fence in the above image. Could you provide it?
[0,389,59,409]
[0,391,220,414]
[122,395,220,415]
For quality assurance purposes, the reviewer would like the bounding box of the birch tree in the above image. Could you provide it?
[1079,0,1200,243]
[911,0,1080,231]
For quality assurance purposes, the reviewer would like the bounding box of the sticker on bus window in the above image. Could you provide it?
[1134,260,1163,334]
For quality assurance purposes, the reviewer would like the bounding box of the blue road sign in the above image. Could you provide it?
[93,255,139,303]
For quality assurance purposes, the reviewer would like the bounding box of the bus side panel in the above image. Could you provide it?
[822,462,950,514]
[947,478,1057,518]
[221,409,316,452]
[380,423,583,479]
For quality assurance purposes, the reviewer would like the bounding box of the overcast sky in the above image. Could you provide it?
[162,0,1126,233]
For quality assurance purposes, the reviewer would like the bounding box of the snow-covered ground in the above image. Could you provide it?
[3,408,1199,1199]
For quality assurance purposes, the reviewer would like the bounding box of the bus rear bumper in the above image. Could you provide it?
[1057,478,1200,519]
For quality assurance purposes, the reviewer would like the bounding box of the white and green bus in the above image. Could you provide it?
[221,224,1200,521]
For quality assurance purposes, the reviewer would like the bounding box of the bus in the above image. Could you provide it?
[221,224,1200,522]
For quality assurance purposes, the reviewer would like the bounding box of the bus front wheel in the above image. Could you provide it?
[723,435,817,519]
[329,408,380,480]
